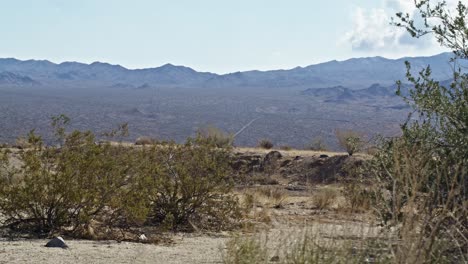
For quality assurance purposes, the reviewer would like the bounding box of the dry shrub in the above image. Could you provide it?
[279,145,292,151]
[308,136,328,151]
[239,191,272,224]
[242,192,256,211]
[223,234,268,264]
[222,228,389,264]
[14,136,31,149]
[335,130,364,156]
[135,136,155,145]
[258,139,273,149]
[254,208,272,224]
[341,183,373,213]
[245,174,279,186]
[257,186,287,209]
[313,188,338,211]
[197,125,233,148]
[368,138,467,263]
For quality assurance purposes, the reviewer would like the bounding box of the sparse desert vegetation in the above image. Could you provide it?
[258,139,274,150]
[335,129,364,156]
[0,1,467,264]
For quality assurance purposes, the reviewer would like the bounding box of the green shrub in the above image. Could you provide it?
[197,125,233,148]
[365,1,468,261]
[258,139,273,149]
[0,118,241,236]
[335,130,363,156]
[140,136,240,231]
[0,129,144,236]
[0,117,147,237]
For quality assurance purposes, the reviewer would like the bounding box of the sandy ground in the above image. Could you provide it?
[0,193,378,264]
[0,221,378,264]
[0,233,228,264]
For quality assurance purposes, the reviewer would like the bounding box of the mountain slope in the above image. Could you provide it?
[0,71,40,86]
[0,52,461,89]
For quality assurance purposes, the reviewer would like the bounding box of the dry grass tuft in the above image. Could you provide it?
[312,188,338,211]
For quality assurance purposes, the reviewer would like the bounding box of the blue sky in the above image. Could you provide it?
[0,0,449,73]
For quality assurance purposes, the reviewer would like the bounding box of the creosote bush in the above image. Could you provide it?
[335,130,363,156]
[0,117,240,237]
[365,1,468,262]
[140,137,240,231]
[258,139,273,149]
[0,127,141,236]
[197,125,233,148]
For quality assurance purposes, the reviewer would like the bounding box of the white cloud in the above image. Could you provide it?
[342,0,458,57]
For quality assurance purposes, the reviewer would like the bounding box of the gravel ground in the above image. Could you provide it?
[0,234,227,264]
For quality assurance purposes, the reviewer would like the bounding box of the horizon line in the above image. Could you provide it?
[0,52,451,75]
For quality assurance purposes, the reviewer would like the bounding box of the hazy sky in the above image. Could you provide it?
[0,0,452,73]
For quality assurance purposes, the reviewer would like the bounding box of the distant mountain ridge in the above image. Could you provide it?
[0,71,40,86]
[0,52,462,89]
[300,83,411,103]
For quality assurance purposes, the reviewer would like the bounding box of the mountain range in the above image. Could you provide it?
[0,52,461,90]
[0,52,464,148]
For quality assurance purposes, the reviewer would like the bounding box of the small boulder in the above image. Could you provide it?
[280,159,292,167]
[265,151,282,161]
[135,136,154,145]
[45,236,68,249]
[264,151,283,168]
[270,255,280,262]
[293,156,302,161]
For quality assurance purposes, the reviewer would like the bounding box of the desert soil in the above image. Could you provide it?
[0,196,376,264]
[0,233,228,264]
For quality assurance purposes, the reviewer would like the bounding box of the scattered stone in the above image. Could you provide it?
[270,255,280,262]
[135,136,153,145]
[293,156,302,161]
[264,151,282,162]
[232,154,264,173]
[138,234,148,241]
[45,237,68,249]
[231,159,248,170]
[280,159,292,167]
